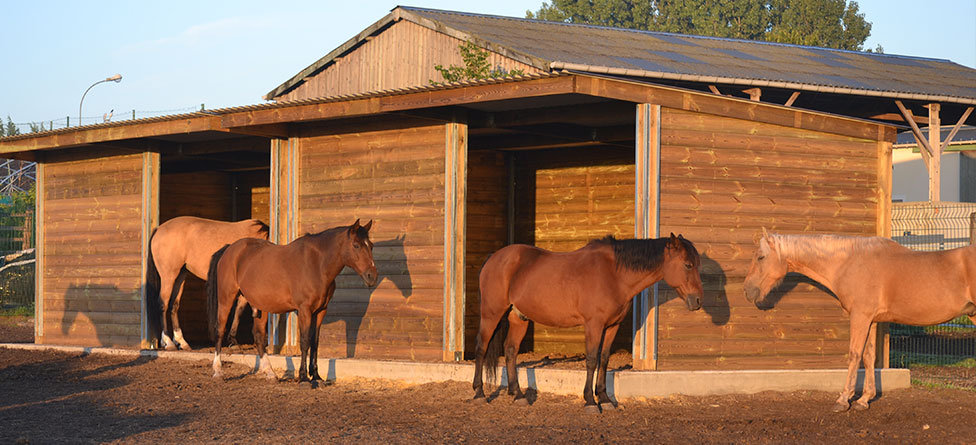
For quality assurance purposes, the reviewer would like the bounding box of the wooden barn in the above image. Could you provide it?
[2,7,974,372]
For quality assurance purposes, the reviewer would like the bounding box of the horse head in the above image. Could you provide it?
[344,219,378,287]
[743,228,787,308]
[661,233,704,311]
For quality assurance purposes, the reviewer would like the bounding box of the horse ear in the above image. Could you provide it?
[349,219,361,235]
[761,226,769,239]
[363,219,373,232]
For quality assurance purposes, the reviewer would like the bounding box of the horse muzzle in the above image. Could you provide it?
[685,293,703,311]
[743,284,762,306]
[361,269,378,287]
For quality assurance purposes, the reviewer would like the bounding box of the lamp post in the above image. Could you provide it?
[79,74,122,127]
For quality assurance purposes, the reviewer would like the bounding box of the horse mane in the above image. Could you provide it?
[300,224,372,246]
[769,233,895,260]
[590,235,671,272]
[251,220,270,237]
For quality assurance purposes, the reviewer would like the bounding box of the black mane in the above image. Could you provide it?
[591,235,696,271]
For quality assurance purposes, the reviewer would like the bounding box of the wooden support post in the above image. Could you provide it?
[140,150,160,349]
[34,162,44,343]
[742,88,761,102]
[875,139,893,368]
[269,137,300,354]
[708,85,722,95]
[784,92,800,107]
[927,103,942,202]
[633,103,661,371]
[443,121,467,362]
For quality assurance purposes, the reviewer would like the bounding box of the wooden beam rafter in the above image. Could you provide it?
[894,101,936,159]
[785,92,801,107]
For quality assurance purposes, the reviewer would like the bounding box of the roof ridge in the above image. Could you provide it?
[399,5,955,64]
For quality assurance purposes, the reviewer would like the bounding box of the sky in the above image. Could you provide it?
[1,1,974,129]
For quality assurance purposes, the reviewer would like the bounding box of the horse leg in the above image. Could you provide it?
[471,314,500,402]
[853,322,879,411]
[308,282,335,384]
[307,308,328,384]
[833,314,873,412]
[596,323,621,411]
[504,312,529,405]
[212,288,236,380]
[296,308,314,384]
[169,269,191,350]
[227,296,248,346]
[157,269,179,351]
[582,322,603,414]
[252,309,277,380]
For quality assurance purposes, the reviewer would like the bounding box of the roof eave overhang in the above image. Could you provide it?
[550,61,976,106]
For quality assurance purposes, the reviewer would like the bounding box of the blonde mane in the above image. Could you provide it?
[768,233,896,262]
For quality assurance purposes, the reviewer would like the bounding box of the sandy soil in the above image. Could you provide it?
[4,317,976,443]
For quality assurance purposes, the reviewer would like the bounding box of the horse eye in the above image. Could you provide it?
[354,243,361,249]
[758,255,766,261]
[684,263,693,270]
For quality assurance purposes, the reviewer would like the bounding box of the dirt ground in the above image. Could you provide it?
[4,317,976,444]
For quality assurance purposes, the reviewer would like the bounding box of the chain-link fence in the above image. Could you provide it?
[890,202,976,367]
[0,210,35,309]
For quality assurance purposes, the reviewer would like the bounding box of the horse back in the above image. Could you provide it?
[155,216,270,279]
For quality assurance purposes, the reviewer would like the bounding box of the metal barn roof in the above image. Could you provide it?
[268,6,976,105]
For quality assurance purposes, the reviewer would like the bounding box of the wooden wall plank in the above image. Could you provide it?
[37,150,145,347]
[655,107,881,370]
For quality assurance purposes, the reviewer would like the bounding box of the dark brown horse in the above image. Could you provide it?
[472,234,704,412]
[146,216,269,350]
[744,229,976,412]
[207,219,377,385]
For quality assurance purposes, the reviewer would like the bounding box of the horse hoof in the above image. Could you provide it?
[212,373,224,381]
[853,401,870,411]
[600,402,617,411]
[164,343,177,351]
[179,344,193,351]
[831,402,850,413]
[584,404,601,414]
[514,397,529,406]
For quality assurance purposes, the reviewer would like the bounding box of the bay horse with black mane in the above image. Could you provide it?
[744,229,976,412]
[146,216,269,351]
[473,233,704,413]
[207,219,377,386]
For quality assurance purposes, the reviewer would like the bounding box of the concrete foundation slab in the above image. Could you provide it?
[1,343,911,400]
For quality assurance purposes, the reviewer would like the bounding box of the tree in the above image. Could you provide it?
[4,117,20,138]
[526,0,873,51]
[432,41,525,84]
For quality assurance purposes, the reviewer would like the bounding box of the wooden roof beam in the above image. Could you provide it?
[895,100,936,158]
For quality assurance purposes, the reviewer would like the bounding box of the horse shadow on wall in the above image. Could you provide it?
[657,253,731,326]
[324,234,412,358]
[59,284,150,348]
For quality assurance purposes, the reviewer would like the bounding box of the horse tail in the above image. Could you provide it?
[206,244,231,343]
[144,228,162,345]
[253,219,270,240]
[483,307,511,385]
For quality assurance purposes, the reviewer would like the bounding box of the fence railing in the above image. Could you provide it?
[0,211,35,308]
[889,201,976,367]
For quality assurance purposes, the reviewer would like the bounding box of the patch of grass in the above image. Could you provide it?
[0,305,33,317]
[911,378,976,392]
[891,351,976,368]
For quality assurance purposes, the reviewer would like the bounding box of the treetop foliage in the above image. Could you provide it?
[526,0,872,51]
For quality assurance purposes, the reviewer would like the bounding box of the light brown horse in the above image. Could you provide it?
[146,216,269,350]
[473,234,704,413]
[744,230,976,412]
[207,219,378,386]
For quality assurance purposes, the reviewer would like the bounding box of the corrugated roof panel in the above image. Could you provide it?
[614,56,678,73]
[712,48,766,61]
[646,50,706,64]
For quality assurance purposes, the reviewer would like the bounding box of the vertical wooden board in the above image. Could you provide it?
[297,121,446,361]
[443,122,467,361]
[656,107,881,370]
[38,151,145,347]
[633,103,661,370]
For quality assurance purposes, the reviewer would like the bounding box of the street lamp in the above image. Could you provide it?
[79,74,122,127]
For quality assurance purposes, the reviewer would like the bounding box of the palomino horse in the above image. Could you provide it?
[744,230,976,412]
[473,234,704,412]
[146,216,269,350]
[207,219,378,386]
